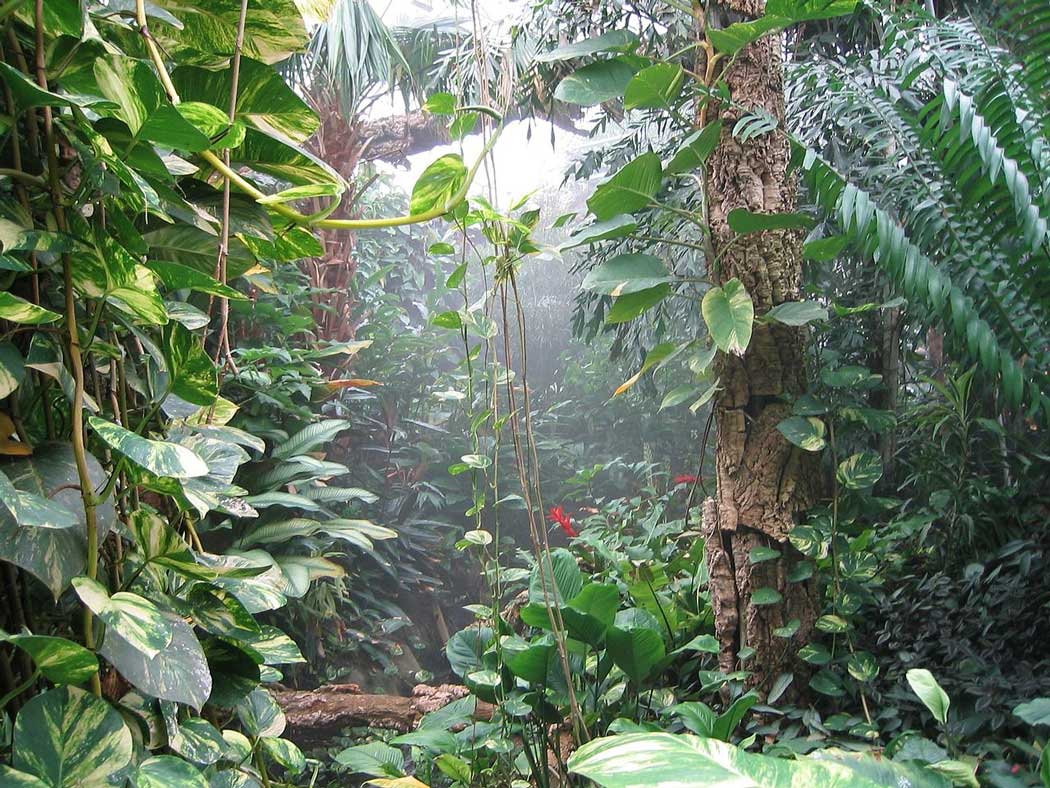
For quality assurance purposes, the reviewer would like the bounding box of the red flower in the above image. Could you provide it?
[674,474,698,486]
[548,506,578,538]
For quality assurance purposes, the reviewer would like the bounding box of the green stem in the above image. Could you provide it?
[0,668,39,711]
[132,0,499,233]
[0,166,44,187]
[34,0,101,697]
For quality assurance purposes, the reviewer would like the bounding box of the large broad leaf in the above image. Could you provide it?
[836,451,883,489]
[777,416,826,451]
[763,301,827,326]
[172,58,318,144]
[568,732,930,787]
[148,261,246,300]
[0,444,115,596]
[667,122,722,174]
[605,627,665,684]
[0,469,78,529]
[237,688,286,737]
[554,59,637,106]
[907,669,951,725]
[100,610,212,711]
[709,0,858,54]
[132,756,208,788]
[88,417,208,478]
[727,208,814,234]
[12,687,133,788]
[0,631,99,685]
[702,278,754,356]
[445,626,494,679]
[144,225,257,279]
[535,30,638,62]
[150,0,309,64]
[230,128,343,188]
[606,284,671,324]
[163,323,219,406]
[0,62,110,111]
[93,55,213,152]
[1013,698,1050,727]
[587,153,663,220]
[73,577,174,658]
[71,237,167,324]
[624,63,684,110]
[583,254,671,296]
[529,548,584,606]
[410,155,467,216]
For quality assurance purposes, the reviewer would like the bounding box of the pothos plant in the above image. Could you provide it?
[0,0,495,785]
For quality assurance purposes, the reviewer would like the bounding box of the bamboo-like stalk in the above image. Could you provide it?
[33,0,102,696]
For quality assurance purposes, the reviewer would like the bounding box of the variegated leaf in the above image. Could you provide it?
[0,443,115,596]
[88,417,208,479]
[237,688,286,738]
[0,631,99,684]
[160,702,227,766]
[73,577,174,658]
[99,611,212,711]
[132,755,208,788]
[0,469,78,529]
[13,687,133,788]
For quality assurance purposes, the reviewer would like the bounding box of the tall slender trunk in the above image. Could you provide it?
[701,1,822,691]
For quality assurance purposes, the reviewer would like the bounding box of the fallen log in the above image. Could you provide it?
[273,683,495,744]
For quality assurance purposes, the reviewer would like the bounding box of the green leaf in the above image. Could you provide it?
[583,254,671,296]
[660,385,700,411]
[88,417,208,478]
[93,55,212,152]
[624,63,684,110]
[148,261,246,300]
[1013,698,1050,726]
[272,419,352,459]
[237,688,286,738]
[0,341,25,398]
[172,58,318,144]
[334,741,405,778]
[502,635,555,683]
[262,737,305,774]
[702,278,754,356]
[0,632,99,685]
[751,587,783,605]
[587,153,663,220]
[553,59,637,106]
[0,292,61,324]
[667,122,723,174]
[535,30,639,62]
[133,756,208,788]
[12,687,133,788]
[675,634,721,654]
[836,451,883,489]
[763,301,828,326]
[529,548,584,606]
[147,0,308,65]
[614,342,679,396]
[72,577,173,658]
[562,583,620,646]
[562,215,639,248]
[607,284,672,324]
[709,0,858,55]
[410,154,467,216]
[101,610,211,710]
[0,470,78,529]
[847,651,879,682]
[568,732,899,787]
[163,323,219,406]
[815,614,850,633]
[257,182,342,205]
[445,626,494,679]
[727,209,814,234]
[907,668,951,724]
[423,92,455,114]
[0,444,116,597]
[749,546,781,564]
[606,626,665,684]
[802,235,848,261]
[777,416,826,451]
[0,62,110,111]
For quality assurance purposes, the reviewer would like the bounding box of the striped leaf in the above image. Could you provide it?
[73,577,174,658]
[0,631,98,685]
[98,611,212,711]
[0,469,78,529]
[88,417,208,479]
[237,688,286,738]
[272,419,352,459]
[0,292,61,324]
[132,755,207,788]
[567,732,948,787]
[12,687,133,788]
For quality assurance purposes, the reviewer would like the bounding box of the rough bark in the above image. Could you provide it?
[357,110,452,166]
[274,683,494,744]
[702,0,822,691]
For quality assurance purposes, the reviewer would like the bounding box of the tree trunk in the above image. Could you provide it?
[701,0,822,692]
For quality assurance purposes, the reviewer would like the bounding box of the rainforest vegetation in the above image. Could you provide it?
[1,0,1049,785]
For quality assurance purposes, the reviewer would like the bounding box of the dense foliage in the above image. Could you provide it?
[2,0,1049,787]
